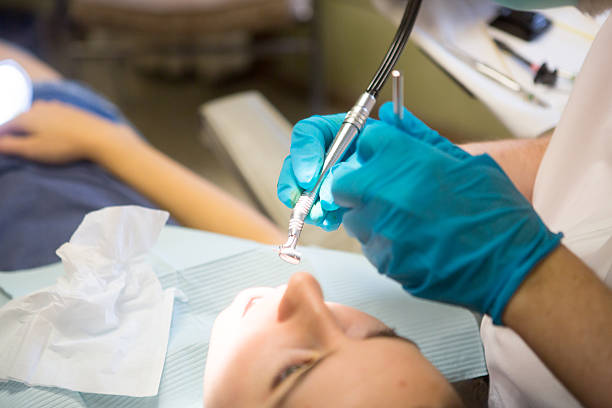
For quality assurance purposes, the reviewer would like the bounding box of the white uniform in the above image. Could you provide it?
[481,14,612,408]
[371,0,611,404]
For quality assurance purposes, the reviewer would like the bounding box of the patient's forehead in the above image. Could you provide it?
[280,338,461,408]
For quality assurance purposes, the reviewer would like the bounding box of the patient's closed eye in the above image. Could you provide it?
[272,360,314,389]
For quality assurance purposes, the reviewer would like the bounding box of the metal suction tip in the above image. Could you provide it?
[277,245,302,265]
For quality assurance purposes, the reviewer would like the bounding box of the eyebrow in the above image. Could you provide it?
[365,327,419,349]
[272,329,417,407]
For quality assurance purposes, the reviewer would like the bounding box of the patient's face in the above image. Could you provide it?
[204,272,461,407]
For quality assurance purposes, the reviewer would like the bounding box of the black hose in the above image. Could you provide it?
[366,0,422,97]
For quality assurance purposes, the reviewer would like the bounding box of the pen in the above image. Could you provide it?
[493,38,576,86]
[446,45,549,108]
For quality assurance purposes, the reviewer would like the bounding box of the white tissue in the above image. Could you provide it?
[0,206,177,397]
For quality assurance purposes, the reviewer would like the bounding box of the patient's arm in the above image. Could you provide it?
[0,100,284,244]
[504,246,612,408]
[460,133,551,202]
[0,40,61,82]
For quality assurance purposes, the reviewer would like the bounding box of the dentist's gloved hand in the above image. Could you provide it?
[331,102,562,324]
[277,113,361,231]
[276,107,431,231]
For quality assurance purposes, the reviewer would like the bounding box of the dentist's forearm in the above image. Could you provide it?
[91,128,284,244]
[503,245,612,408]
[460,135,550,202]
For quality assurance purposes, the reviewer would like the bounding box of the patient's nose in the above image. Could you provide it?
[277,273,339,338]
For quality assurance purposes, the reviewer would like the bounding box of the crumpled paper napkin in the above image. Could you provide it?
[0,206,178,397]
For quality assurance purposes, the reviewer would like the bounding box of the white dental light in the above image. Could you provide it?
[0,59,32,127]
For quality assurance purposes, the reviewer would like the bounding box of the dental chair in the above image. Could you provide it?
[69,0,312,34]
[66,0,318,83]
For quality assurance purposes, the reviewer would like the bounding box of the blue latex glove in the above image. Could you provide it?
[276,103,455,230]
[277,113,360,231]
[330,102,562,324]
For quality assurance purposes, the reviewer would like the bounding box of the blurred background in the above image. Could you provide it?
[0,0,514,211]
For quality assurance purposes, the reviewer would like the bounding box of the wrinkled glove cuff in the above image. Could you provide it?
[488,230,563,325]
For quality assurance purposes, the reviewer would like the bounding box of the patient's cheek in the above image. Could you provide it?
[206,312,237,371]
[326,303,387,338]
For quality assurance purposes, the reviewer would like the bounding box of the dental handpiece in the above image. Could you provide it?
[277,92,376,264]
[276,0,422,264]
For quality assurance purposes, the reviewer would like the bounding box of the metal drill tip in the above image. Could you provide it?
[277,234,301,264]
[277,245,302,265]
